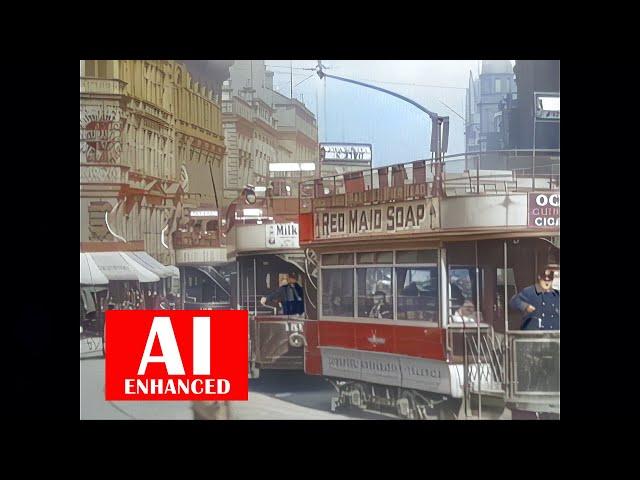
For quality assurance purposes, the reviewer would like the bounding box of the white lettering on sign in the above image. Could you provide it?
[175,248,226,265]
[266,223,299,248]
[528,193,560,228]
[314,199,438,240]
[320,143,372,164]
[80,165,124,184]
[138,316,212,376]
[320,347,452,394]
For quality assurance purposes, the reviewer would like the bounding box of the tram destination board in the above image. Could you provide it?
[314,198,439,240]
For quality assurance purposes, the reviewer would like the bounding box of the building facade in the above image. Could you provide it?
[80,60,226,265]
[465,60,516,153]
[221,60,319,203]
[499,60,560,150]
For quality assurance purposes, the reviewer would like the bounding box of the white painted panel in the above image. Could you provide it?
[440,194,527,230]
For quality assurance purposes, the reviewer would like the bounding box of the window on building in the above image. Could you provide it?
[97,61,108,78]
[85,60,96,77]
[495,78,502,93]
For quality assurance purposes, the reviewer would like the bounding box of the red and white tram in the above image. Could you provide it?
[298,150,560,419]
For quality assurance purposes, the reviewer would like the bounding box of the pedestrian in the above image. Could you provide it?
[509,266,559,330]
[260,272,305,316]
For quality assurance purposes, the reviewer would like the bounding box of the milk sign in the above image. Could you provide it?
[528,193,560,228]
[266,223,299,249]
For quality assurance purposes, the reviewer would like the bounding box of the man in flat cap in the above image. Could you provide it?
[509,266,560,330]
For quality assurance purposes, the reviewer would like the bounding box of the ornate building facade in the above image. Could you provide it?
[221,61,319,204]
[80,60,226,265]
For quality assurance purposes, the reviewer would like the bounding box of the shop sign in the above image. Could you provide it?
[528,193,560,228]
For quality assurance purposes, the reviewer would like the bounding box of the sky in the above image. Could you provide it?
[265,60,514,167]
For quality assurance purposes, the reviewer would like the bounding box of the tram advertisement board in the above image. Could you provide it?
[320,347,452,395]
[314,198,439,240]
[105,310,248,401]
[266,223,299,248]
[528,193,560,228]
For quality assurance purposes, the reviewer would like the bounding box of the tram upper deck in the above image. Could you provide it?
[298,150,559,248]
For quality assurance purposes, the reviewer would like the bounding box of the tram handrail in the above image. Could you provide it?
[299,150,560,208]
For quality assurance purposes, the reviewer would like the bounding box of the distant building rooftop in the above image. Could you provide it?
[481,60,513,75]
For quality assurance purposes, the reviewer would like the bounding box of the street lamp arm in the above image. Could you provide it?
[318,71,439,120]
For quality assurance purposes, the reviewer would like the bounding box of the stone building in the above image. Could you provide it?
[80,60,225,265]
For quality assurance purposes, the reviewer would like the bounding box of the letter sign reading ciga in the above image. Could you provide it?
[105,310,248,401]
[528,193,560,228]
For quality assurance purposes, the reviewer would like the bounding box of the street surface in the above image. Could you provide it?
[80,358,391,420]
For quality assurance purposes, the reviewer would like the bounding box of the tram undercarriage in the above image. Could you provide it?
[326,378,512,420]
[326,379,461,419]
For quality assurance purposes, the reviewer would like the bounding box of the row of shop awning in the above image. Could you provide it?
[80,251,178,285]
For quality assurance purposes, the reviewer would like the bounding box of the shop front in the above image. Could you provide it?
[80,242,173,357]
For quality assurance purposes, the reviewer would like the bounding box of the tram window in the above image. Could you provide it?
[357,268,393,319]
[322,269,354,317]
[396,250,438,264]
[449,268,477,309]
[357,251,393,264]
[323,253,354,266]
[396,267,438,321]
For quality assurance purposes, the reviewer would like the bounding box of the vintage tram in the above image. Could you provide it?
[298,150,560,419]
[226,180,313,378]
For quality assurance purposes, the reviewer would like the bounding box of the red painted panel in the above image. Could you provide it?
[316,320,446,361]
[305,351,323,375]
[394,325,446,361]
[303,319,319,349]
[303,320,322,375]
[319,321,357,349]
[354,323,395,353]
[299,212,314,243]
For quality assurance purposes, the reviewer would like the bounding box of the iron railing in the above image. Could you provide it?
[299,149,560,212]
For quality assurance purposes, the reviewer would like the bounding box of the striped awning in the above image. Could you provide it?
[83,252,159,283]
[125,251,173,278]
[80,253,109,285]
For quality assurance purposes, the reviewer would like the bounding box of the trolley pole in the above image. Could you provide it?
[315,62,449,195]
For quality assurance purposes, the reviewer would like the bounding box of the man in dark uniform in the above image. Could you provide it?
[509,266,559,330]
[260,272,305,316]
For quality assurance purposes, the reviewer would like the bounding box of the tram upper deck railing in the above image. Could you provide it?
[299,149,560,212]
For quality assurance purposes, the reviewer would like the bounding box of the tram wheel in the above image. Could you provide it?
[349,383,368,410]
[396,390,417,419]
[437,399,461,420]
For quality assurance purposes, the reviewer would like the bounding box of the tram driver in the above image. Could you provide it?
[509,266,560,330]
[261,272,305,316]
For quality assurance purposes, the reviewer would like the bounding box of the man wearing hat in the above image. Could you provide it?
[509,266,560,330]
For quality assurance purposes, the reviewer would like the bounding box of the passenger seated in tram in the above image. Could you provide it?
[451,300,477,324]
[368,291,392,319]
